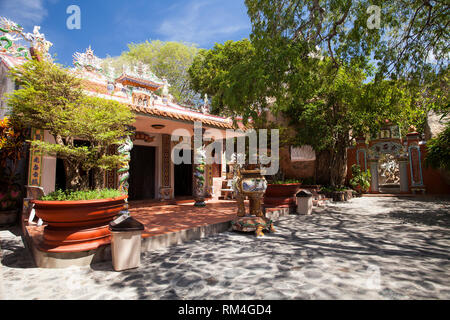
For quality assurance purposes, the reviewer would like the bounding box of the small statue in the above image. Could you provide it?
[162,79,169,97]
[201,93,209,113]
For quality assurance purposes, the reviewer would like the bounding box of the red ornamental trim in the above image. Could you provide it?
[133,131,155,143]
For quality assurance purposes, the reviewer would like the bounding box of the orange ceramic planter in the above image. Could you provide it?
[264,183,301,209]
[264,183,302,197]
[32,195,127,252]
[263,196,296,206]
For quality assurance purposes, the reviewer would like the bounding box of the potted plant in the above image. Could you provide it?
[349,164,371,194]
[7,58,135,251]
[264,174,302,210]
[0,117,27,226]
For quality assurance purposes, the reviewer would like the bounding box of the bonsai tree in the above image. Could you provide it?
[7,58,135,191]
[349,164,371,193]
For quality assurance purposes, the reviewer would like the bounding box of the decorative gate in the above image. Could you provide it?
[350,122,425,194]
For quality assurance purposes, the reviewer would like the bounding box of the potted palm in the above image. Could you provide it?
[7,58,135,251]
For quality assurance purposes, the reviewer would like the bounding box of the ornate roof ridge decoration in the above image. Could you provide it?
[367,141,408,160]
[119,61,164,86]
[200,93,210,114]
[104,62,117,82]
[0,17,52,60]
[132,131,155,143]
[73,46,103,72]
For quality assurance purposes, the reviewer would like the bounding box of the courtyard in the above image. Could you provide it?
[1,196,449,300]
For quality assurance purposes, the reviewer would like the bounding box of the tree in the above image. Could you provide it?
[7,59,135,190]
[104,40,200,105]
[189,39,418,185]
[245,0,449,79]
[425,124,450,171]
[189,1,448,185]
[189,39,265,119]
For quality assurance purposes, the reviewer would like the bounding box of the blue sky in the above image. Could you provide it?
[0,0,252,67]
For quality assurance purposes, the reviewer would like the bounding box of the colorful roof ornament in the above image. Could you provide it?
[24,25,53,59]
[116,61,164,90]
[104,62,117,82]
[0,17,52,60]
[73,46,103,72]
[0,18,26,57]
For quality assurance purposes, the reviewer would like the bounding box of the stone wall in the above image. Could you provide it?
[279,146,315,179]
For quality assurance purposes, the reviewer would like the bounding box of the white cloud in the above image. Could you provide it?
[157,0,250,46]
[0,0,48,28]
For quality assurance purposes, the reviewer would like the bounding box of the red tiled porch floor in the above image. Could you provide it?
[129,199,239,238]
[23,199,240,255]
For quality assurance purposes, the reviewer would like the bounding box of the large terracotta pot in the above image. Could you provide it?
[264,183,302,197]
[32,195,127,252]
[263,183,302,210]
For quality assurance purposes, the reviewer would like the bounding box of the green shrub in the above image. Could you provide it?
[40,189,123,201]
[425,124,450,171]
[320,185,349,193]
[349,164,371,193]
[300,177,316,185]
[270,179,302,184]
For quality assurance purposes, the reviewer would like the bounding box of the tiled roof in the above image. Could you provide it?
[0,53,27,69]
[131,104,234,129]
[81,79,110,95]
[79,79,234,129]
[0,52,236,130]
[115,74,163,91]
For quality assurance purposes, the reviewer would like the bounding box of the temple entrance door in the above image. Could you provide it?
[378,153,400,193]
[174,148,193,197]
[128,145,156,200]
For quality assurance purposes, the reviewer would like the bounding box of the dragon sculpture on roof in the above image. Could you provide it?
[0,17,53,59]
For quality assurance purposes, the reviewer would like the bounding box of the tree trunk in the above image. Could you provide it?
[316,149,332,185]
[63,159,83,191]
[92,168,104,190]
[329,140,348,187]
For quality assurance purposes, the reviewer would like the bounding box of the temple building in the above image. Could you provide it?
[1,46,237,201]
[1,14,448,198]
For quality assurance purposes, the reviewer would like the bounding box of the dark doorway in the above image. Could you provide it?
[55,140,94,191]
[128,145,156,200]
[174,148,193,197]
[55,158,66,191]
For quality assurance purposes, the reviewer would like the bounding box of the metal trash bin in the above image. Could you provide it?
[296,190,313,215]
[109,216,144,271]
